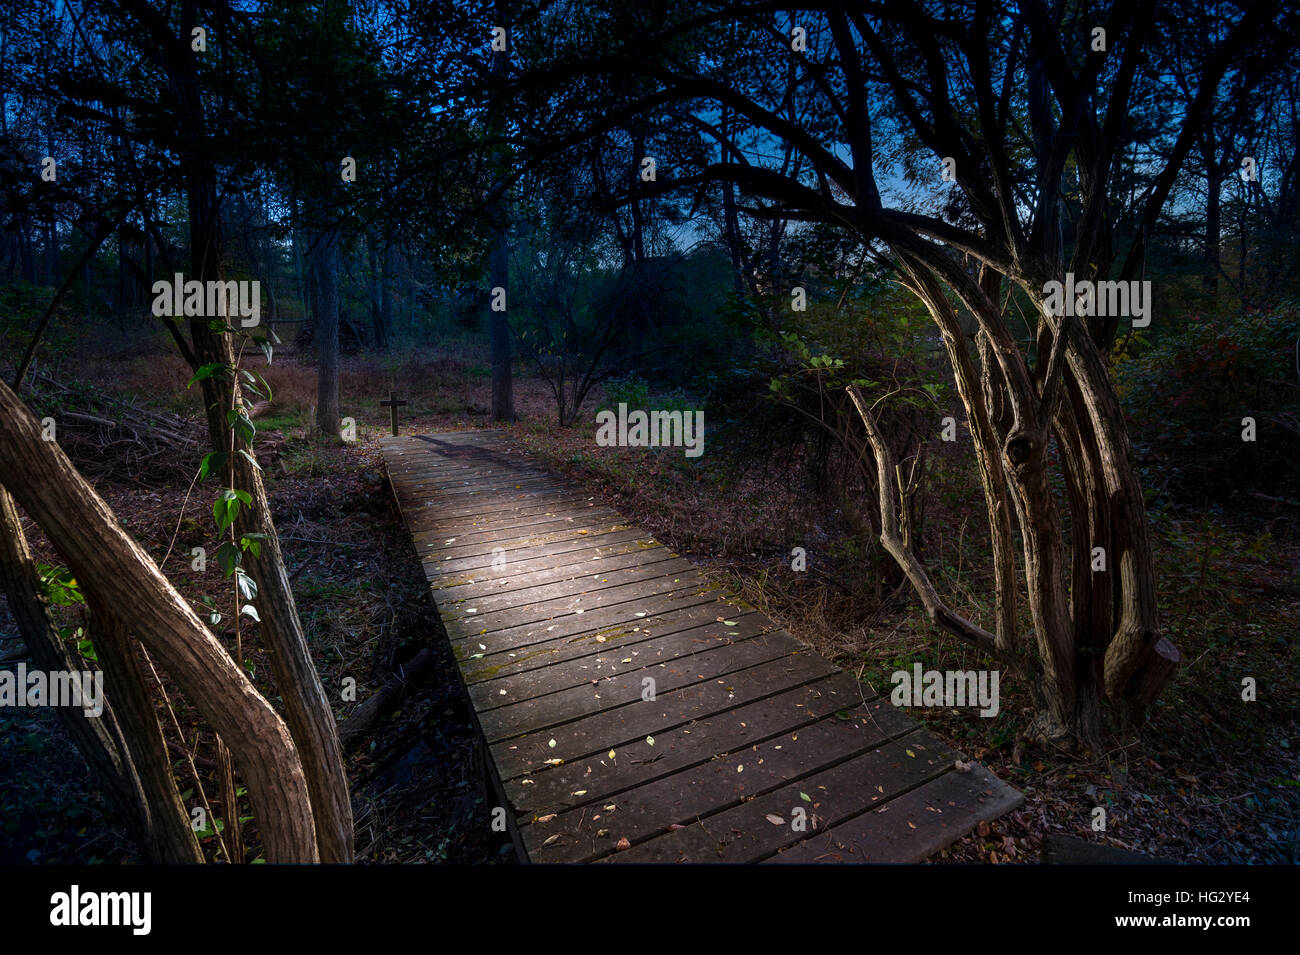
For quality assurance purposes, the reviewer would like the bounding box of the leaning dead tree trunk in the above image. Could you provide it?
[0,488,201,862]
[0,378,318,862]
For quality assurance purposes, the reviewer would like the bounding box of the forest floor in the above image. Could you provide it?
[1,339,1296,865]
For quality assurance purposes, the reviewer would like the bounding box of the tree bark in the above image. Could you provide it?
[0,379,318,862]
[312,229,341,437]
[489,23,514,422]
[87,595,205,863]
[0,488,167,860]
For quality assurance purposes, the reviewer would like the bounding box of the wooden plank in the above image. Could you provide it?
[765,761,1023,863]
[490,651,837,780]
[478,630,803,742]
[426,529,652,577]
[417,499,612,534]
[409,491,592,522]
[604,728,956,863]
[467,611,775,705]
[504,672,875,815]
[417,521,636,562]
[445,556,700,618]
[443,569,715,638]
[459,603,768,685]
[525,697,919,862]
[410,488,590,522]
[449,586,729,661]
[415,509,626,552]
[431,543,679,598]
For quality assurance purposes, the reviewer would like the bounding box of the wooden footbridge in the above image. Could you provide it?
[379,430,1021,863]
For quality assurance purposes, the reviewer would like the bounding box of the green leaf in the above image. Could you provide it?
[213,495,237,533]
[235,569,257,600]
[187,363,227,389]
[215,541,242,576]
[233,413,256,446]
[239,368,273,402]
[239,531,268,558]
[240,603,260,623]
[198,451,229,481]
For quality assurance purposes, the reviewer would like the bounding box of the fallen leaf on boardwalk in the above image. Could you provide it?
[608,749,616,759]
[646,736,655,746]
[548,738,557,748]
[536,814,556,823]
[616,837,631,850]
[737,765,743,773]
[906,749,916,758]
[907,821,917,829]
[723,620,737,626]
[668,823,686,831]
[595,635,606,642]
[954,759,972,773]
[543,758,563,766]
[765,814,785,825]
[799,792,811,802]
[597,829,609,838]
[542,835,560,847]
[572,790,587,796]
[604,804,616,811]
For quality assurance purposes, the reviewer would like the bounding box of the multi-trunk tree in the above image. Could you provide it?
[511,0,1282,747]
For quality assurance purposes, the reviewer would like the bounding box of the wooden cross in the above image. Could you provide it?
[380,390,408,436]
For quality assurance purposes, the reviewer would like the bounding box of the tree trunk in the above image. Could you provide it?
[176,76,352,857]
[490,227,513,421]
[489,29,514,422]
[380,241,395,346]
[0,379,318,862]
[368,236,387,350]
[0,488,171,861]
[312,229,341,437]
[87,595,205,863]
